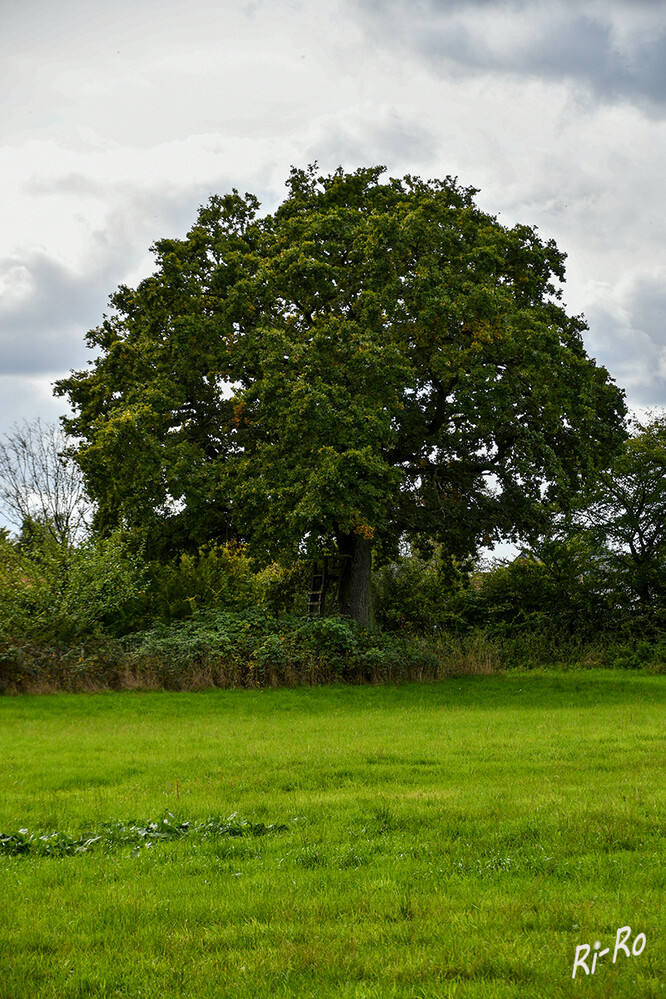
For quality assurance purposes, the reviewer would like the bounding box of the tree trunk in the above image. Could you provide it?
[336,532,374,629]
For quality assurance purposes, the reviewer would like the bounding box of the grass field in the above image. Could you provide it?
[0,671,664,998]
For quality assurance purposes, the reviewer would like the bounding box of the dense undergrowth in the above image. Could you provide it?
[2,530,666,693]
[3,609,666,695]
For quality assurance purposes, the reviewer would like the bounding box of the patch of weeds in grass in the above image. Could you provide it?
[0,812,291,858]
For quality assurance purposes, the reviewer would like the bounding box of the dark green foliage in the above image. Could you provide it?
[142,541,309,622]
[574,414,666,633]
[476,415,666,644]
[119,609,440,688]
[467,548,603,641]
[144,541,261,620]
[121,607,273,678]
[297,615,361,655]
[374,547,474,634]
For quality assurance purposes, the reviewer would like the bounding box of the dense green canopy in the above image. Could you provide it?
[56,165,627,624]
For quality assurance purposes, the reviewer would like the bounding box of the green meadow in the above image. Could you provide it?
[0,671,664,998]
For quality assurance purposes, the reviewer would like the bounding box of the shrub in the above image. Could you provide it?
[145,542,261,621]
[296,616,360,656]
[0,529,145,643]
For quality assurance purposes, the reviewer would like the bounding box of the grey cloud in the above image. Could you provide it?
[0,179,239,378]
[632,279,666,343]
[586,276,666,406]
[515,17,666,108]
[359,0,521,10]
[0,251,113,375]
[414,0,662,8]
[397,0,665,16]
[351,0,666,111]
[0,373,71,431]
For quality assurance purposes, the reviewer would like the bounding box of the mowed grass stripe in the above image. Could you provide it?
[0,671,664,998]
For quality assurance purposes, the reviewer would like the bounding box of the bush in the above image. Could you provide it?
[467,540,616,643]
[296,616,360,656]
[145,542,261,621]
[112,611,449,690]
[0,528,145,644]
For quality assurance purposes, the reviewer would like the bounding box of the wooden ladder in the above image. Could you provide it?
[306,556,349,617]
[307,563,326,618]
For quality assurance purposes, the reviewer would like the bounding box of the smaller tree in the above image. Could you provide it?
[513,414,666,636]
[0,418,92,545]
[578,413,666,629]
[471,538,613,640]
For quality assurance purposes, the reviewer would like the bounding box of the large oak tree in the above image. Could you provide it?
[56,165,626,626]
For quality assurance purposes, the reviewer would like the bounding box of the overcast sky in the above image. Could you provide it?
[2,0,666,447]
